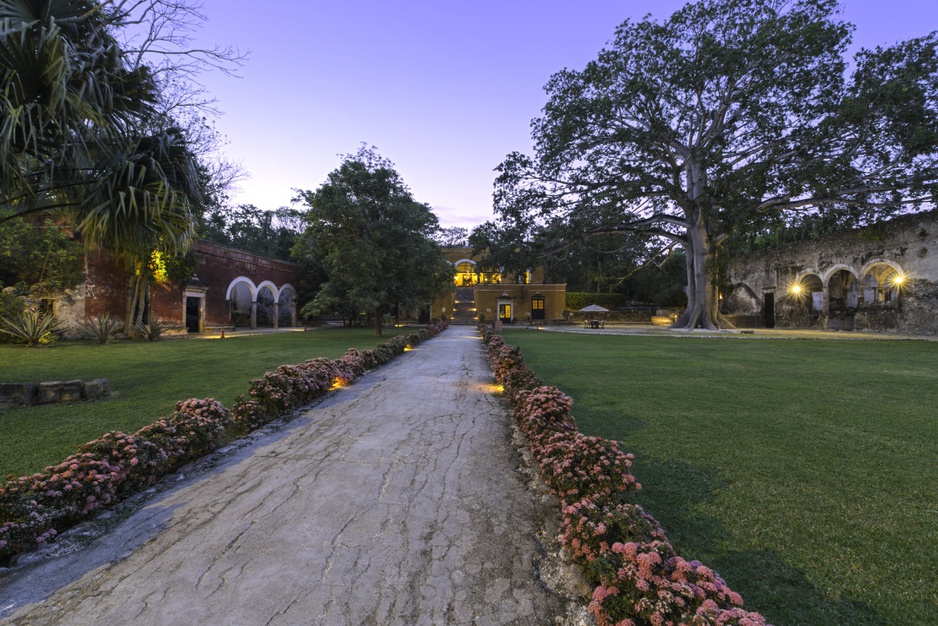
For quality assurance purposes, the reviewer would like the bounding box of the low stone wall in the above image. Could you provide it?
[0,379,110,407]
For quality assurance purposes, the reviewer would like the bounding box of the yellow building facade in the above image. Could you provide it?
[432,247,566,324]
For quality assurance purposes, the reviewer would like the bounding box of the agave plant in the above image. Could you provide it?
[0,311,61,347]
[133,318,170,341]
[80,314,124,345]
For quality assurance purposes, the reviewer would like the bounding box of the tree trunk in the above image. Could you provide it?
[374,307,383,337]
[669,160,733,331]
[125,261,151,338]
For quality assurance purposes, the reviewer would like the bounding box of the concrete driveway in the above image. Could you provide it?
[0,327,567,625]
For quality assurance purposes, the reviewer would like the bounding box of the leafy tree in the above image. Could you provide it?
[433,226,469,248]
[493,0,938,329]
[293,147,453,335]
[0,0,241,331]
[200,204,304,261]
[0,217,84,295]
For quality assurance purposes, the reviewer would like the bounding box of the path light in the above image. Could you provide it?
[404,345,413,351]
[330,378,344,391]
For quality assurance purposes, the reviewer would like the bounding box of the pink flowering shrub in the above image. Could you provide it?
[0,322,449,563]
[534,432,641,502]
[479,327,770,626]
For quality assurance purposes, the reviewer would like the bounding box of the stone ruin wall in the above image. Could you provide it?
[725,211,938,335]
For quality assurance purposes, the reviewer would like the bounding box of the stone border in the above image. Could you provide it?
[0,379,110,407]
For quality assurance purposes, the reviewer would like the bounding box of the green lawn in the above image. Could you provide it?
[505,330,937,626]
[0,329,406,479]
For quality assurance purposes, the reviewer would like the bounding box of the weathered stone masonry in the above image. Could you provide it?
[725,211,938,334]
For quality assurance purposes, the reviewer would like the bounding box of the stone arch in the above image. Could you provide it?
[454,259,477,287]
[226,278,256,328]
[225,276,257,301]
[278,284,298,328]
[792,272,824,312]
[826,267,859,330]
[859,260,904,304]
[255,282,277,327]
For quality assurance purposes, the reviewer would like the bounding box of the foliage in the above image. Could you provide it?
[133,318,171,341]
[293,146,453,335]
[201,204,305,261]
[565,293,626,311]
[0,322,448,563]
[433,226,469,248]
[0,311,60,347]
[79,315,125,345]
[491,0,938,330]
[0,217,85,295]
[480,327,768,625]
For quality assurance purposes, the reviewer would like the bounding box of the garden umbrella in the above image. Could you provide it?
[578,304,610,312]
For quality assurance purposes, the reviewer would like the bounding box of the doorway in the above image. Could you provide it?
[763,292,775,328]
[186,296,203,333]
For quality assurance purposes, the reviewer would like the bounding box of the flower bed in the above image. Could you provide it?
[0,322,447,563]
[479,326,769,626]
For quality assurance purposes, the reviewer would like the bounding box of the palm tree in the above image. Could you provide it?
[0,0,202,329]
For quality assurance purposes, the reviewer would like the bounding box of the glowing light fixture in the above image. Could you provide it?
[892,273,906,287]
[791,284,802,295]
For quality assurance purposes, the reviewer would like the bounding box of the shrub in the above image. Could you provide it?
[0,311,60,347]
[133,317,169,341]
[80,314,124,344]
[0,323,450,564]
[480,327,769,626]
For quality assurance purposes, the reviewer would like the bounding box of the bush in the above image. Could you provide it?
[0,311,60,347]
[565,292,626,312]
[80,314,124,345]
[0,322,450,563]
[479,326,769,626]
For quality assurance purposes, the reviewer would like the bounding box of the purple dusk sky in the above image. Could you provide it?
[191,1,937,229]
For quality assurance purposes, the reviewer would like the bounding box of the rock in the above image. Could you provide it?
[83,379,110,400]
[60,380,83,403]
[0,382,38,406]
[37,381,63,404]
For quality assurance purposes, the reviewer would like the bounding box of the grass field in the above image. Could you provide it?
[0,329,406,479]
[504,330,937,626]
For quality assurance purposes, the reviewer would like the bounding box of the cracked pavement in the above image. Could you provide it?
[0,327,567,625]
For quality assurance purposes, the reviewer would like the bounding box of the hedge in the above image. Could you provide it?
[565,292,626,311]
[0,322,448,563]
[480,326,769,626]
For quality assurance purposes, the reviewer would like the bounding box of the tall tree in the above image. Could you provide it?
[0,0,242,329]
[494,0,938,329]
[293,147,452,336]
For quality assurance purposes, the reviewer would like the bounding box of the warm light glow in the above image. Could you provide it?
[892,273,906,287]
[404,345,412,351]
[790,284,802,295]
[330,378,344,391]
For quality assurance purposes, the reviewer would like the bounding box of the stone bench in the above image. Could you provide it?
[0,379,110,407]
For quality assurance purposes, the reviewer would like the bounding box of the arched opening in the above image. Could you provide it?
[256,285,276,327]
[861,262,904,305]
[454,261,477,287]
[278,285,298,327]
[827,269,858,330]
[228,281,254,328]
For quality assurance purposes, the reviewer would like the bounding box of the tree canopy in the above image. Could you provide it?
[491,0,938,329]
[0,0,242,328]
[293,147,452,335]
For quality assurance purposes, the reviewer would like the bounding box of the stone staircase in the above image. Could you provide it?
[452,287,477,325]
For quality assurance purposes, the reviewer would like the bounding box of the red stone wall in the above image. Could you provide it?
[77,242,302,330]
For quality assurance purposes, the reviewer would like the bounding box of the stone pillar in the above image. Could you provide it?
[272,302,280,329]
[251,301,257,329]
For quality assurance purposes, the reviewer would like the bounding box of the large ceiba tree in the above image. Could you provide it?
[293,147,452,336]
[493,0,938,329]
